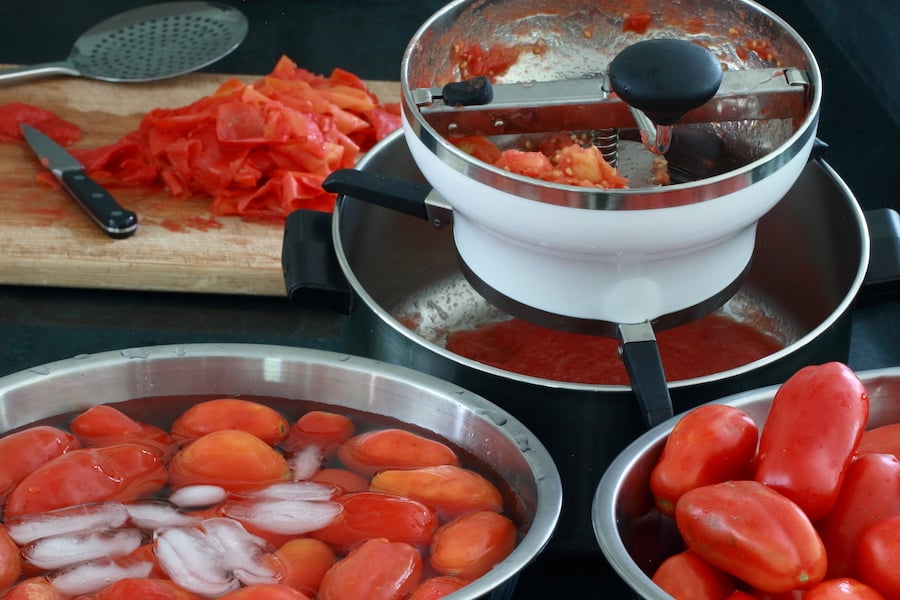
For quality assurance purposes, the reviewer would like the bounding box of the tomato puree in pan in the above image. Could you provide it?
[445,312,784,384]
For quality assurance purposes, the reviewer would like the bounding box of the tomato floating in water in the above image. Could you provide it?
[168,429,290,492]
[5,443,167,518]
[0,425,81,501]
[317,538,423,600]
[170,398,290,446]
[445,312,784,384]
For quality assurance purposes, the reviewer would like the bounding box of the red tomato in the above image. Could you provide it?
[676,480,827,594]
[650,404,758,516]
[369,465,504,521]
[0,524,22,590]
[815,453,900,578]
[170,398,289,446]
[857,423,900,458]
[268,538,336,597]
[854,515,900,599]
[0,426,80,501]
[217,584,312,600]
[5,443,167,518]
[804,577,885,600]
[754,362,869,521]
[168,429,290,492]
[317,538,423,600]
[93,578,204,600]
[309,468,369,493]
[310,491,439,553]
[69,405,175,457]
[337,428,459,477]
[281,411,355,454]
[0,578,66,600]
[725,592,758,600]
[428,511,517,580]
[651,550,735,600]
[407,576,472,600]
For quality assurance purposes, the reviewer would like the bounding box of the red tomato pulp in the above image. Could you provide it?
[445,312,783,384]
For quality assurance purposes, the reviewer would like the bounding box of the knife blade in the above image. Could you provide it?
[20,124,137,238]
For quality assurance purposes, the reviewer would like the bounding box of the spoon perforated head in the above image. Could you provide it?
[0,2,248,84]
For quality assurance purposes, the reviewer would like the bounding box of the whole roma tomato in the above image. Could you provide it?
[0,578,66,600]
[168,429,290,492]
[651,550,735,600]
[337,429,459,478]
[281,411,355,455]
[676,480,826,594]
[268,538,336,597]
[428,511,517,580]
[369,465,503,521]
[69,404,174,457]
[170,398,289,446]
[309,468,368,493]
[804,577,885,600]
[857,423,900,459]
[0,524,22,590]
[310,491,439,553]
[650,404,758,516]
[317,538,423,600]
[0,425,81,501]
[407,576,472,600]
[815,453,900,578]
[754,362,869,521]
[5,443,167,518]
[854,515,900,599]
[216,584,312,600]
[93,578,204,600]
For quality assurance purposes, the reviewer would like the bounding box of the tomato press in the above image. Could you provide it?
[319,0,822,429]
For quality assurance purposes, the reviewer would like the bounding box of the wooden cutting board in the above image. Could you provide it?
[0,71,400,296]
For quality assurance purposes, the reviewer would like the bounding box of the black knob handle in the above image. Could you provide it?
[608,39,723,126]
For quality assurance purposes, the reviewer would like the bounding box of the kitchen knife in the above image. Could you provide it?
[20,124,137,238]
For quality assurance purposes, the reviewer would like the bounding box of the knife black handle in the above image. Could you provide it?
[60,170,138,238]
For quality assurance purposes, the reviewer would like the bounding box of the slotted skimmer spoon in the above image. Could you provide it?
[0,2,248,84]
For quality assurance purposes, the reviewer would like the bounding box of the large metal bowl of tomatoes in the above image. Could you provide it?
[593,363,900,599]
[0,343,562,599]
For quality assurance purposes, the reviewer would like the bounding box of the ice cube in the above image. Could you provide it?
[154,525,240,596]
[221,498,342,535]
[6,502,129,545]
[125,500,201,530]
[48,557,153,596]
[241,481,338,502]
[169,484,228,508]
[24,528,144,570]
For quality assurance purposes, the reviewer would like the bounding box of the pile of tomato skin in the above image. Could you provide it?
[644,361,900,600]
[0,397,522,600]
[3,55,401,223]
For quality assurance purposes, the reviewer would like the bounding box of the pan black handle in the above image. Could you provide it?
[282,209,352,314]
[618,322,675,429]
[323,169,432,222]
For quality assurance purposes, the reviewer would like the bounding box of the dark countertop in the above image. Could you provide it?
[1,1,899,598]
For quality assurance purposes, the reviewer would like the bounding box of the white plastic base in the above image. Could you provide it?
[403,115,815,323]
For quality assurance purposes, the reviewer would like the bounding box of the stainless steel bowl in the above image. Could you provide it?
[0,343,562,600]
[591,367,900,599]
